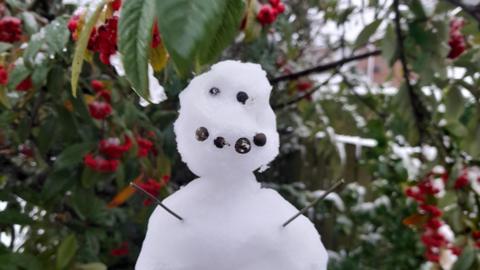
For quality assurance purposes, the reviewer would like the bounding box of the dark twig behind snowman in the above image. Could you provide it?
[136,61,328,270]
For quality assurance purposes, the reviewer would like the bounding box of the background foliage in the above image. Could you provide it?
[0,0,479,269]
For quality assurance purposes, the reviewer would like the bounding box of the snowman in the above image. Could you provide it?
[136,60,328,270]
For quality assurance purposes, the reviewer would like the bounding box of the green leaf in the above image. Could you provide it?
[452,245,475,270]
[118,0,156,100]
[19,11,39,35]
[44,18,70,56]
[0,86,10,109]
[71,1,107,97]
[0,42,12,53]
[197,0,245,63]
[444,86,465,121]
[155,0,241,75]
[7,63,30,90]
[23,33,45,68]
[354,19,381,49]
[56,234,78,270]
[74,262,107,270]
[381,24,397,64]
[0,210,34,225]
[54,142,94,169]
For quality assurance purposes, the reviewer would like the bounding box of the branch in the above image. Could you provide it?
[272,72,337,110]
[443,0,480,22]
[269,50,381,84]
[393,0,427,141]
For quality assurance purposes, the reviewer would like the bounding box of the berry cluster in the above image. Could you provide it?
[453,166,480,190]
[88,80,113,119]
[137,176,170,206]
[0,16,22,43]
[89,16,119,65]
[68,2,161,66]
[257,0,285,26]
[404,168,461,263]
[448,18,466,59]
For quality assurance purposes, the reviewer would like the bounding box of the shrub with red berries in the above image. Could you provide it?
[448,18,467,59]
[0,16,22,43]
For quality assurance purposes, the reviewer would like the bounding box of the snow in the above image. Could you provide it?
[438,224,454,243]
[109,53,167,106]
[136,61,328,270]
[439,248,457,270]
[311,190,345,211]
[139,66,167,107]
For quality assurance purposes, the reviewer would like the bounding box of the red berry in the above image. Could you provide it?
[136,136,154,157]
[454,173,469,189]
[137,179,164,206]
[257,5,277,26]
[111,0,122,11]
[91,80,105,92]
[83,153,119,172]
[472,231,480,240]
[99,135,131,159]
[274,2,285,14]
[16,77,32,91]
[0,17,22,43]
[151,23,161,48]
[448,18,466,59]
[0,66,8,86]
[269,0,281,7]
[88,101,112,119]
[110,241,128,256]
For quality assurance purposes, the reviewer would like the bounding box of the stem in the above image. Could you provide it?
[282,179,345,227]
[130,182,184,222]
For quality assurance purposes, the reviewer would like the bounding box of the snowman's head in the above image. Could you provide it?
[174,60,279,177]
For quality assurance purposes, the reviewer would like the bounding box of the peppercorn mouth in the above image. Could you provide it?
[194,126,267,154]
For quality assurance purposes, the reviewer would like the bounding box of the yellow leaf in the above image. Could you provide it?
[83,94,95,104]
[107,174,143,208]
[403,213,427,227]
[71,0,108,97]
[150,42,169,72]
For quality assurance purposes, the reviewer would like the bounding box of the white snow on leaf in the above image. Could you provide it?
[438,224,455,243]
[109,52,125,76]
[109,52,167,106]
[391,143,422,179]
[311,190,345,211]
[468,166,480,195]
[432,177,446,198]
[439,248,457,270]
[139,66,167,107]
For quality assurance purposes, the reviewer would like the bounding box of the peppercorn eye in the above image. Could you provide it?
[209,87,220,96]
[236,91,249,104]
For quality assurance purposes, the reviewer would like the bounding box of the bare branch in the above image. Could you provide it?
[269,50,381,84]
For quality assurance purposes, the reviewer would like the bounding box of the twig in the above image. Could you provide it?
[282,179,345,227]
[269,50,381,84]
[273,72,337,110]
[130,182,184,221]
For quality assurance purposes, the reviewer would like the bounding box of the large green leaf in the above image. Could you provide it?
[155,0,244,75]
[71,1,107,97]
[118,0,156,100]
[56,234,78,270]
[197,0,245,63]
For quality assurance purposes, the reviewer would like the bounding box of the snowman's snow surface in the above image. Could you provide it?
[136,61,328,270]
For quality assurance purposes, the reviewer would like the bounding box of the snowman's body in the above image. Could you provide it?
[136,61,328,270]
